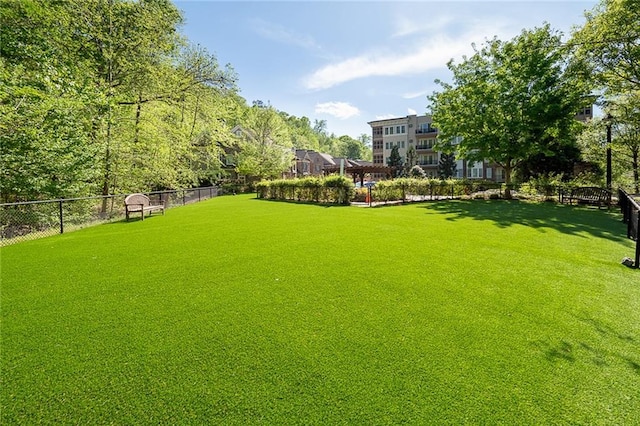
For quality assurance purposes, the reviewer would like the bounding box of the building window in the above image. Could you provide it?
[385,127,389,135]
[467,162,483,178]
[418,155,435,165]
[401,125,406,134]
[401,141,405,148]
[486,168,492,179]
[417,123,435,134]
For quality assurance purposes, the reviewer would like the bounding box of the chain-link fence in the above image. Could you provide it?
[0,186,219,246]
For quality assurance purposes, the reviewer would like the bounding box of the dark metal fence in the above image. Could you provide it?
[0,186,219,246]
[360,181,562,204]
[618,189,640,268]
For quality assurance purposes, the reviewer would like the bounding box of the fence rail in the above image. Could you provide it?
[618,189,640,268]
[0,186,220,246]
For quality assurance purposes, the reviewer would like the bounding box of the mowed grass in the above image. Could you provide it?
[1,194,639,424]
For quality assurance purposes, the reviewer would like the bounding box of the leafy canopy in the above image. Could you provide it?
[429,24,587,193]
[571,0,640,95]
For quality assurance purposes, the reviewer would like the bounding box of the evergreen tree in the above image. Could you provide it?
[387,145,404,177]
[438,153,457,179]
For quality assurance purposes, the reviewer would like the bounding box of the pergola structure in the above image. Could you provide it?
[324,164,393,185]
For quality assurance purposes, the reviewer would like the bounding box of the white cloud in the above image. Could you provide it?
[392,14,454,38]
[403,89,430,99]
[251,18,320,50]
[302,22,512,90]
[407,108,417,115]
[315,102,361,120]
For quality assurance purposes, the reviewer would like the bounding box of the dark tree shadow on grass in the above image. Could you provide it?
[423,200,628,243]
[534,315,640,376]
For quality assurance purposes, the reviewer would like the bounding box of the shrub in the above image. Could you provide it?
[255,176,354,205]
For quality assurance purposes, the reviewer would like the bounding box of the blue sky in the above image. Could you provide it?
[174,1,598,139]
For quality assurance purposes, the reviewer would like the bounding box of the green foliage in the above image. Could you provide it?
[386,145,404,177]
[256,176,353,205]
[0,60,100,202]
[236,106,293,180]
[571,0,640,95]
[0,0,240,203]
[437,152,457,179]
[517,136,583,182]
[609,93,640,192]
[0,0,377,203]
[519,173,565,199]
[430,25,587,198]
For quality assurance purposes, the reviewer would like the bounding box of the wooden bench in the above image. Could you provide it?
[124,193,165,220]
[562,186,612,209]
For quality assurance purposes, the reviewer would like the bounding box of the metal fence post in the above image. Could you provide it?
[59,199,64,234]
[636,213,640,268]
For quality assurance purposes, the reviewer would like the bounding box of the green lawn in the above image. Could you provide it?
[2,195,638,424]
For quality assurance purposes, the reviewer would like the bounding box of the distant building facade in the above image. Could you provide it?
[368,114,506,182]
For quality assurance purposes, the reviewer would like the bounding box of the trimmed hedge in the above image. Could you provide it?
[256,176,354,205]
[257,177,597,205]
[373,178,506,201]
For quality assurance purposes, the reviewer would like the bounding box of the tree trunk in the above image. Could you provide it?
[100,124,111,214]
[101,0,114,215]
[504,162,513,199]
[134,95,142,145]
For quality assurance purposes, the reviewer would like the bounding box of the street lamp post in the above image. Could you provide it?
[606,115,612,191]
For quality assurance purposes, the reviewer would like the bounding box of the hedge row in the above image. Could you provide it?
[257,176,603,205]
[256,176,354,205]
[372,178,508,202]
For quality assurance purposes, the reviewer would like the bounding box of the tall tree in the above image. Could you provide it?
[387,145,404,177]
[403,146,417,176]
[68,0,184,208]
[438,153,457,179]
[337,135,366,159]
[429,25,586,198]
[0,0,100,201]
[609,93,640,192]
[235,105,293,179]
[0,0,241,204]
[571,0,640,94]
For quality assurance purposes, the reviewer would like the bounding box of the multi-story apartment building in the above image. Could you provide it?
[368,114,505,182]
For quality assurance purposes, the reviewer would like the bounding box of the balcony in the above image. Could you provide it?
[415,145,435,151]
[415,128,437,134]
